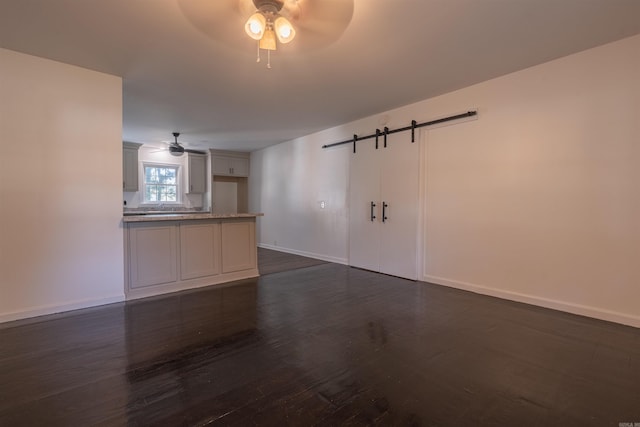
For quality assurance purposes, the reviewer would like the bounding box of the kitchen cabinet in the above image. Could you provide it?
[221,219,256,273]
[349,132,419,280]
[124,214,261,300]
[186,153,207,193]
[210,150,250,214]
[180,221,221,280]
[212,155,249,177]
[128,222,178,288]
[123,142,142,191]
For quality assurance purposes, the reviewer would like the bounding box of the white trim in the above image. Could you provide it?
[126,270,259,301]
[258,243,348,265]
[423,274,640,329]
[0,294,125,324]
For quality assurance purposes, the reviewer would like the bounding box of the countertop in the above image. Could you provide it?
[122,212,264,223]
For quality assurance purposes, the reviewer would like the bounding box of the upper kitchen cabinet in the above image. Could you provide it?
[123,142,142,192]
[186,153,207,194]
[211,150,249,177]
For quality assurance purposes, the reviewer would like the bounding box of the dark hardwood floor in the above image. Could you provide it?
[1,258,640,426]
[258,247,328,275]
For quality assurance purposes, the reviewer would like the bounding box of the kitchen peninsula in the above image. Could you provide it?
[123,213,263,300]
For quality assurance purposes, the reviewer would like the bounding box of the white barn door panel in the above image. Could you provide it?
[349,140,381,272]
[379,133,419,279]
[349,132,419,280]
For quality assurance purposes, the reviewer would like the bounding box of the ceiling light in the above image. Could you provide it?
[274,16,295,43]
[244,0,296,68]
[244,12,266,40]
[259,27,277,51]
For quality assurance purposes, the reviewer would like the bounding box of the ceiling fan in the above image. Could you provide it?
[177,0,354,53]
[166,132,206,157]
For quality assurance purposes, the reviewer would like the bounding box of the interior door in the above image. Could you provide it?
[349,139,381,272]
[379,132,419,280]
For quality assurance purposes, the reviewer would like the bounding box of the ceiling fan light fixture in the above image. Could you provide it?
[259,27,277,51]
[168,132,185,156]
[245,12,266,40]
[169,146,184,156]
[244,0,295,67]
[274,16,295,43]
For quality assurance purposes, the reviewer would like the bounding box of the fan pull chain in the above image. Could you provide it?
[256,42,261,63]
[267,50,271,69]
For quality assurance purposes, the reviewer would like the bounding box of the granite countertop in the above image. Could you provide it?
[122,212,264,223]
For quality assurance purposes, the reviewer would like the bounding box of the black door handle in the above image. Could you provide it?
[382,202,388,223]
[370,201,376,222]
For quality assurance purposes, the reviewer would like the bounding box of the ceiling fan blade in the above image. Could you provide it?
[163,133,206,155]
[294,0,354,31]
[177,0,250,50]
[177,0,354,52]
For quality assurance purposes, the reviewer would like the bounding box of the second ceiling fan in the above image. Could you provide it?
[167,132,206,157]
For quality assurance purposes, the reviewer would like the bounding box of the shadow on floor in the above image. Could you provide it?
[258,247,328,275]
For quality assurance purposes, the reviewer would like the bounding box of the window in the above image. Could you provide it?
[144,164,179,203]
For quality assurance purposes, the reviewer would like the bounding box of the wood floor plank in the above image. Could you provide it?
[257,247,328,275]
[1,261,639,426]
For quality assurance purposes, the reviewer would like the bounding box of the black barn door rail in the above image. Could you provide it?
[322,110,477,152]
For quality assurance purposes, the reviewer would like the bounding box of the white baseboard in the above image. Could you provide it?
[0,294,125,324]
[125,270,259,301]
[424,274,640,329]
[258,243,348,265]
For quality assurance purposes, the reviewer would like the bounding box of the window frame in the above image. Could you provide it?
[142,162,182,205]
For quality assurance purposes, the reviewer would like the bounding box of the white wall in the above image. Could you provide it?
[249,35,640,327]
[249,128,351,263]
[0,48,124,322]
[420,35,640,327]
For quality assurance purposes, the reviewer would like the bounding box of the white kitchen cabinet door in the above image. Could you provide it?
[212,156,232,176]
[128,223,178,288]
[212,156,249,177]
[230,157,249,177]
[348,132,419,280]
[221,219,256,273]
[123,146,139,191]
[187,153,207,193]
[180,221,221,280]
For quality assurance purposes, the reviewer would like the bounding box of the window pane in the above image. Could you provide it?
[156,185,177,202]
[145,167,159,184]
[143,166,179,203]
[147,185,158,202]
[159,168,176,184]
[166,185,176,201]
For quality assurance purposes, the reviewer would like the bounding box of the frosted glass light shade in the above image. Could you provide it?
[245,12,266,40]
[274,16,295,43]
[259,27,277,50]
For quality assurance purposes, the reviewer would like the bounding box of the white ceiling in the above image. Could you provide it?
[1,0,640,151]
